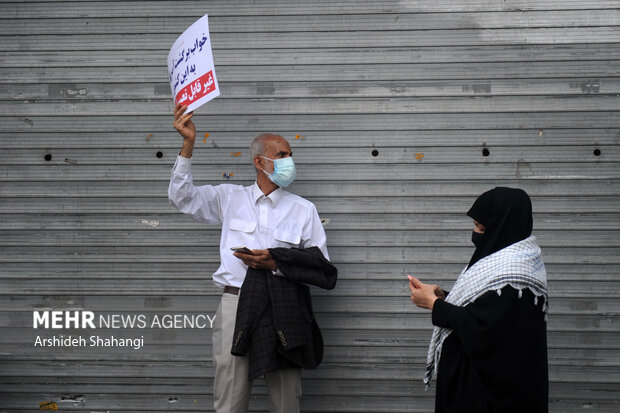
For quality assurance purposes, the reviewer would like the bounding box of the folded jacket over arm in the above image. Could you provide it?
[231,246,337,380]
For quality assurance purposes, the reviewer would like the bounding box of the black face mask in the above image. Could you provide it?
[471,231,484,247]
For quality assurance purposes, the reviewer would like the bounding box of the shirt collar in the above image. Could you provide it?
[252,182,282,207]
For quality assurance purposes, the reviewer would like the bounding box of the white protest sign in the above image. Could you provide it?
[167,14,220,112]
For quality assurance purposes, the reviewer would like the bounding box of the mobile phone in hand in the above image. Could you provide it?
[230,246,252,255]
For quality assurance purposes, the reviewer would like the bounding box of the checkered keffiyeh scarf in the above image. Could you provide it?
[423,235,548,387]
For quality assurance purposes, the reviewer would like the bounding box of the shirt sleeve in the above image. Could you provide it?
[168,155,226,225]
[301,203,329,260]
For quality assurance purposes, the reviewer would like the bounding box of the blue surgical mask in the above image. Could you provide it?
[261,156,296,187]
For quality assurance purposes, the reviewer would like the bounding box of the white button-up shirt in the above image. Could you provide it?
[168,155,329,288]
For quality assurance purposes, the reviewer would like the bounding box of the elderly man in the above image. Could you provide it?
[168,104,330,413]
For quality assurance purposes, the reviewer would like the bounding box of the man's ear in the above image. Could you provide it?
[253,155,262,170]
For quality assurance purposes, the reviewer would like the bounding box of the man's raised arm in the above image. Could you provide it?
[173,103,196,158]
[168,103,223,225]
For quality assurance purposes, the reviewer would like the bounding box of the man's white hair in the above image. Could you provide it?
[250,133,284,166]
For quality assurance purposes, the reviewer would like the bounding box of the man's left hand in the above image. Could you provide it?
[233,249,277,271]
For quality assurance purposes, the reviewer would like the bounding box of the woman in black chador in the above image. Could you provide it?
[409,187,548,413]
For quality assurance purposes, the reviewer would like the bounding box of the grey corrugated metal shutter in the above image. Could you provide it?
[1,1,619,411]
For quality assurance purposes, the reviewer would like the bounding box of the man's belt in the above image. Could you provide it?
[224,286,240,295]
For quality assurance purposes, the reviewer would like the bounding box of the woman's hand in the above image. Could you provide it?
[408,276,442,310]
[433,284,446,300]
